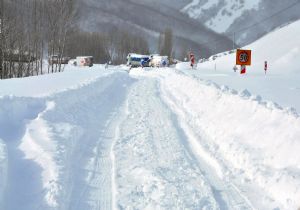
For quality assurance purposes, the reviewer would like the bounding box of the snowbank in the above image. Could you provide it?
[0,64,113,97]
[19,101,61,207]
[160,69,300,209]
[0,67,132,209]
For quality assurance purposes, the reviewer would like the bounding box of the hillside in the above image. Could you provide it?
[179,19,300,117]
[182,0,262,33]
[77,0,233,58]
[76,0,300,57]
[181,0,300,45]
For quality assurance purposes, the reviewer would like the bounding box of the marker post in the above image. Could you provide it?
[264,61,268,75]
[241,65,246,74]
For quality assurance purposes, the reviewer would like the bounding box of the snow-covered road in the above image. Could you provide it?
[115,74,220,209]
[0,66,299,210]
[117,69,254,210]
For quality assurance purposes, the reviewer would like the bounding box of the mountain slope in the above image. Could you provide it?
[180,19,300,113]
[181,0,300,45]
[77,0,234,58]
[182,0,261,33]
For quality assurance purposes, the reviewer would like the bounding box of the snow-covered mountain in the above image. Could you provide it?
[182,0,262,33]
[77,0,300,56]
[181,0,300,45]
[76,0,233,58]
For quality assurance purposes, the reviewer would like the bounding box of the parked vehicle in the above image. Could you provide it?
[127,53,150,68]
[48,55,70,65]
[149,55,169,67]
[68,59,77,66]
[76,56,94,67]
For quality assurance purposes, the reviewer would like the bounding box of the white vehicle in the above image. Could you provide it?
[76,56,94,67]
[149,55,169,67]
[68,59,77,66]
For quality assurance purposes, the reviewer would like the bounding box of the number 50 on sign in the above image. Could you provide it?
[236,49,252,66]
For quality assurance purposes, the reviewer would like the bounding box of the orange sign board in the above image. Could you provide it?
[236,49,252,66]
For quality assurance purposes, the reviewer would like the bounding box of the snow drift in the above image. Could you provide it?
[159,70,300,209]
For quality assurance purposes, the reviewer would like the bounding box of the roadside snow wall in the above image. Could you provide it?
[160,70,300,209]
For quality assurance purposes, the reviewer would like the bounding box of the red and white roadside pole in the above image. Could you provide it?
[240,65,246,74]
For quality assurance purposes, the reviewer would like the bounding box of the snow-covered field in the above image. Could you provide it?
[178,19,300,112]
[0,20,300,210]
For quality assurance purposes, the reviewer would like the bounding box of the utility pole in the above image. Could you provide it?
[233,32,235,50]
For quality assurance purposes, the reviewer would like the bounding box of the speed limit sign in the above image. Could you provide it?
[236,49,252,66]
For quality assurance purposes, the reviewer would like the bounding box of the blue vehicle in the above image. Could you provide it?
[127,53,150,68]
[140,57,150,67]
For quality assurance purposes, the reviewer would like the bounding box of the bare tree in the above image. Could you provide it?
[159,28,173,58]
[0,0,4,79]
[0,0,69,79]
[45,0,76,73]
[107,29,149,64]
[65,30,110,63]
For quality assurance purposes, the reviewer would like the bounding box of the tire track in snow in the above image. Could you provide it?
[39,72,135,210]
[158,70,255,210]
[114,75,219,209]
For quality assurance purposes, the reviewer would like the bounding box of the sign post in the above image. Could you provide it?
[236,49,252,74]
[233,65,238,72]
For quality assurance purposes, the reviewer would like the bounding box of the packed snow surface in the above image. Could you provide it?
[0,21,300,210]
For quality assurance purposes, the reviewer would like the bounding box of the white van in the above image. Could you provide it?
[76,56,94,67]
[150,55,169,67]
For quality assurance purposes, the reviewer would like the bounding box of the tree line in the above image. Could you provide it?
[65,28,150,65]
[65,28,174,65]
[0,0,76,79]
[0,0,173,79]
